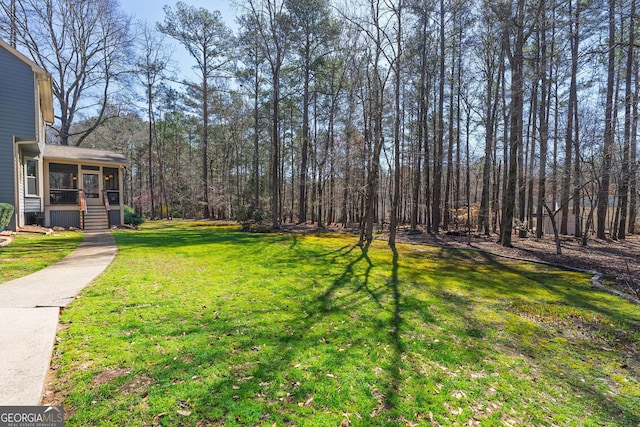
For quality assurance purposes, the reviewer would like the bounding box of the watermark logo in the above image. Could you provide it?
[0,406,63,427]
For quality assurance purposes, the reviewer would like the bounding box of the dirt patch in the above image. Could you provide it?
[91,368,130,387]
[118,375,154,396]
[0,235,13,247]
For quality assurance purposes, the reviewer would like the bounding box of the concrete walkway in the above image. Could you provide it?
[0,231,116,405]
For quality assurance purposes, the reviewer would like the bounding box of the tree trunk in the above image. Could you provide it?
[271,67,281,228]
[389,1,402,248]
[253,54,261,216]
[501,0,527,248]
[148,81,155,219]
[596,0,617,239]
[298,43,311,224]
[617,0,635,240]
[444,36,456,231]
[433,0,445,234]
[202,64,211,219]
[629,61,639,234]
[536,2,549,239]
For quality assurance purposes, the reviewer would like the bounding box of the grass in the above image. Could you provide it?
[47,221,640,426]
[0,232,84,284]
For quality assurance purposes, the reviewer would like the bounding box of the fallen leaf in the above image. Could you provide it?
[152,412,167,426]
[177,410,191,416]
[452,390,467,399]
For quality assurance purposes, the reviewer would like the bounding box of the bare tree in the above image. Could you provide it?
[596,0,617,239]
[1,0,132,146]
[477,5,505,236]
[493,0,541,247]
[237,13,268,219]
[286,0,338,224]
[158,1,233,218]
[244,0,290,229]
[136,24,171,219]
[388,0,403,248]
[535,0,550,239]
[616,0,636,240]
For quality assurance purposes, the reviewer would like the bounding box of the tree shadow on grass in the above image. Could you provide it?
[408,246,640,328]
[172,240,636,424]
[76,230,640,426]
[402,245,640,425]
[384,247,404,418]
[315,245,376,313]
[168,242,414,425]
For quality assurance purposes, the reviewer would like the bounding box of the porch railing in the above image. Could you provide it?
[79,189,87,230]
[103,190,111,228]
[79,189,87,213]
[105,190,120,205]
[50,189,79,205]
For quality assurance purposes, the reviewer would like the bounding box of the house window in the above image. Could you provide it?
[25,159,39,196]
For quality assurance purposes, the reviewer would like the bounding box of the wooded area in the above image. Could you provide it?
[1,0,638,247]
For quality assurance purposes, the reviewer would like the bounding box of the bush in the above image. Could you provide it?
[124,205,144,227]
[0,203,14,230]
[237,206,268,223]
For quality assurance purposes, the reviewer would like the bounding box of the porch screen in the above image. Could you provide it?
[49,163,78,204]
[103,168,119,190]
[104,167,120,205]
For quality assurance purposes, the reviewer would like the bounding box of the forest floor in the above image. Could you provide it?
[395,229,640,300]
[282,224,640,302]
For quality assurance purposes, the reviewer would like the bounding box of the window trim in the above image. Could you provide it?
[25,158,39,197]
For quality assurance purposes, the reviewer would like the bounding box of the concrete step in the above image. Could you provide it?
[83,209,109,230]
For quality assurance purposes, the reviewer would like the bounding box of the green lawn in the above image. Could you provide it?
[0,232,83,284]
[48,222,640,426]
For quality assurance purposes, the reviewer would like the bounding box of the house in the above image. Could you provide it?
[0,39,128,231]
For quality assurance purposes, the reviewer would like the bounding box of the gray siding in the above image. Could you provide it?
[24,197,41,213]
[49,210,81,228]
[109,209,121,226]
[0,45,37,228]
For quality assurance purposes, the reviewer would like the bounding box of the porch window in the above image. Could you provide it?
[25,159,39,196]
[104,167,120,205]
[49,163,79,205]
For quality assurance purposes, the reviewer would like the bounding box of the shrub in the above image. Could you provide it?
[0,203,14,230]
[124,205,144,227]
[237,206,268,223]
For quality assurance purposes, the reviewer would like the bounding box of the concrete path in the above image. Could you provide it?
[0,231,116,405]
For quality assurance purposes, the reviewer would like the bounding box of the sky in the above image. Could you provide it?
[120,0,239,29]
[119,0,240,80]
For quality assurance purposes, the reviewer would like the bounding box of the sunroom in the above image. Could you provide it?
[43,144,128,230]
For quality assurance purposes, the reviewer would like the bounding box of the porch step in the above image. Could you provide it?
[83,209,109,231]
